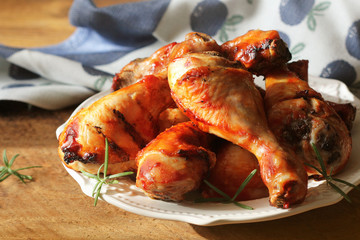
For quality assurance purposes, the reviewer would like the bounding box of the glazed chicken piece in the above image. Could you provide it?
[221,29,291,75]
[264,67,352,176]
[58,75,174,175]
[136,121,216,201]
[168,52,308,208]
[202,140,268,201]
[112,32,221,91]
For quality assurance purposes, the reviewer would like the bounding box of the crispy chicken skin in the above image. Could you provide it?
[136,122,216,201]
[202,140,268,201]
[265,67,352,176]
[221,29,291,75]
[168,52,308,208]
[58,75,174,175]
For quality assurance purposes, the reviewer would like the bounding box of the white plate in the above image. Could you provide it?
[56,76,360,226]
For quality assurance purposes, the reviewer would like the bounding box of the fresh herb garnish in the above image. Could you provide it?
[195,169,257,210]
[81,138,133,206]
[0,149,42,183]
[305,143,360,203]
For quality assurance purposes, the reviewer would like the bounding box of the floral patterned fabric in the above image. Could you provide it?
[0,0,359,109]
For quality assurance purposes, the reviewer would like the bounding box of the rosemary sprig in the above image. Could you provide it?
[0,149,42,183]
[305,143,360,203]
[195,169,257,210]
[81,138,133,206]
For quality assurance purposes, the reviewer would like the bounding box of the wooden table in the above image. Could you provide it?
[1,1,360,239]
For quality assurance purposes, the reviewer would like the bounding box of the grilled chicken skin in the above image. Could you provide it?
[265,67,352,176]
[58,75,174,175]
[136,121,216,201]
[168,52,308,208]
[221,29,291,75]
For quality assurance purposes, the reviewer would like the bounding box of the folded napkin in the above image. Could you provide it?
[1,0,360,110]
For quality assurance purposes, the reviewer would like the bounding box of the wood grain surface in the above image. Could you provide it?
[1,1,360,239]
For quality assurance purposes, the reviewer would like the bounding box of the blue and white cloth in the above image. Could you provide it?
[1,0,360,110]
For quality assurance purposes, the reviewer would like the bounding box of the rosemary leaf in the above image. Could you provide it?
[332,178,360,192]
[328,181,352,203]
[81,170,98,179]
[233,201,254,210]
[92,181,101,197]
[9,153,20,167]
[232,169,257,201]
[304,162,323,176]
[14,166,42,171]
[80,138,134,206]
[108,172,134,179]
[203,180,231,200]
[308,143,360,203]
[0,149,41,183]
[104,138,109,178]
[3,150,9,167]
[0,173,11,182]
[196,170,256,210]
[311,143,328,177]
[97,163,104,179]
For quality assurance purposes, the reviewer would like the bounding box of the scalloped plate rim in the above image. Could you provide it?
[56,76,360,226]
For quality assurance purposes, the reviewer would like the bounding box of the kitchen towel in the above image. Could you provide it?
[0,0,359,110]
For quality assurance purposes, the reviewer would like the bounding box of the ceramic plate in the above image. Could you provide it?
[56,76,360,226]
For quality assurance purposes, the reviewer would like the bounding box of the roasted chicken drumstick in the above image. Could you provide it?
[136,121,216,201]
[168,52,308,208]
[264,67,352,176]
[58,75,174,174]
[221,29,353,177]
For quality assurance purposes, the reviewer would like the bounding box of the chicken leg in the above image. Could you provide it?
[168,52,308,208]
[58,74,174,175]
[264,67,352,176]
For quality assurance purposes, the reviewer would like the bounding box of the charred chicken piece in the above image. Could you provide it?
[58,75,174,175]
[265,67,352,177]
[168,52,308,208]
[221,29,291,75]
[136,122,216,201]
